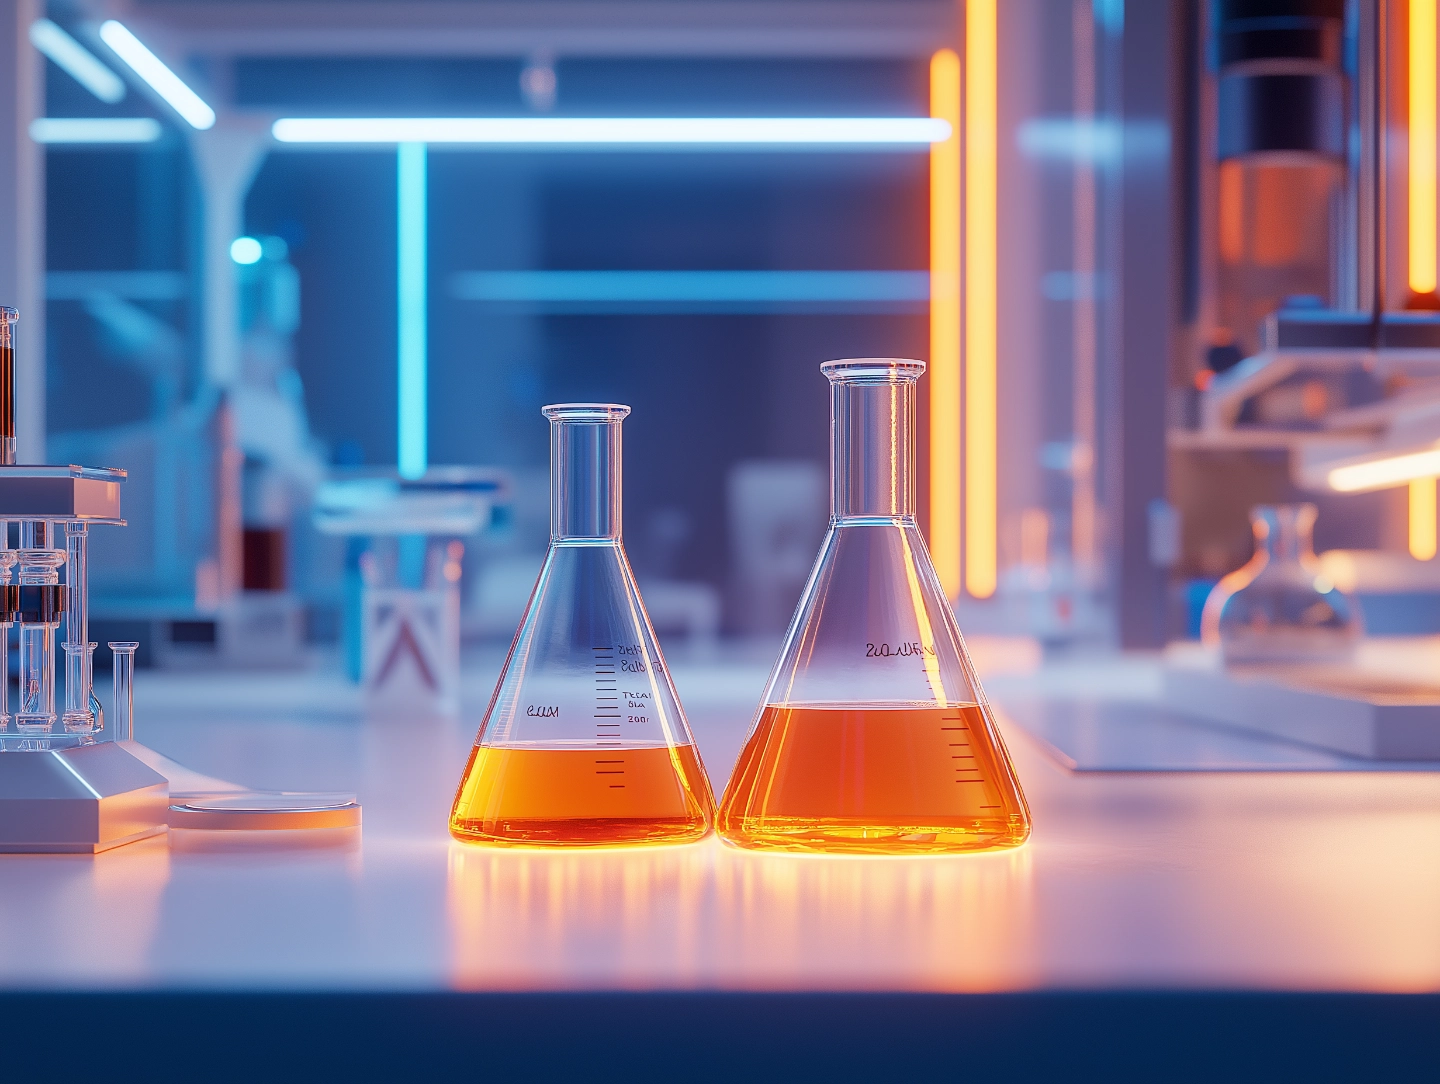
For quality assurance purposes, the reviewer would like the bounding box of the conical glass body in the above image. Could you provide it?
[450,404,714,846]
[717,359,1030,854]
[1201,503,1362,665]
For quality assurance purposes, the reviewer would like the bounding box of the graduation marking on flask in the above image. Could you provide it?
[594,645,624,785]
[942,708,997,805]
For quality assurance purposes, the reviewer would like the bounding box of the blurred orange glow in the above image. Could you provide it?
[1412,0,1438,294]
[965,0,998,599]
[1218,159,1244,263]
[929,48,962,598]
[447,837,1036,991]
[1411,477,1437,560]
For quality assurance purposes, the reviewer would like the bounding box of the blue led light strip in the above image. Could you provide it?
[397,142,427,480]
[449,270,930,303]
[272,117,949,146]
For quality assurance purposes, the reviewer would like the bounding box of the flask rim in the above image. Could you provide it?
[0,307,17,323]
[820,358,925,383]
[542,402,631,423]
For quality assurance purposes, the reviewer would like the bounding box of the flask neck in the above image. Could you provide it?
[549,412,625,541]
[829,376,916,520]
[1252,504,1316,565]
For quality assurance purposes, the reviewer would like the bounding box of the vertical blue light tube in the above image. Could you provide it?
[397,141,428,480]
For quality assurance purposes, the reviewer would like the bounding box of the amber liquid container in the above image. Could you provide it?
[717,359,1030,854]
[449,404,713,846]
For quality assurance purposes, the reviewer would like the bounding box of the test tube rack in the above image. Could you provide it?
[0,465,169,852]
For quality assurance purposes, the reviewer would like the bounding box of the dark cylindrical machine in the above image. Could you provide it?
[1216,0,1347,160]
[1212,0,1349,361]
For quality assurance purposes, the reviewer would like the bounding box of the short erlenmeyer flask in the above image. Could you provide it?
[717,359,1030,854]
[1201,503,1361,665]
[450,404,715,846]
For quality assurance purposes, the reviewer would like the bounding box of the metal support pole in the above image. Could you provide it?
[1108,0,1177,647]
[0,0,43,463]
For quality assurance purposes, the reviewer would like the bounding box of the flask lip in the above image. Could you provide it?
[820,358,925,383]
[542,403,631,423]
[0,307,17,323]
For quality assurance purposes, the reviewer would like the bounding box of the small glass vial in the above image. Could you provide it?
[110,642,139,742]
[0,537,15,732]
[15,526,65,735]
[62,643,98,737]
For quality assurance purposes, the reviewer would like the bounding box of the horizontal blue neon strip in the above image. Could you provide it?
[451,270,929,303]
[273,117,949,146]
[30,117,161,144]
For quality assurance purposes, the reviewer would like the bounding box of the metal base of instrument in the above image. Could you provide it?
[0,741,169,853]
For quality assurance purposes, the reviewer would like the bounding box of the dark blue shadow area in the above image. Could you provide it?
[555,57,927,116]
[246,151,399,469]
[247,146,927,594]
[237,57,526,113]
[3,990,1436,1083]
[234,56,925,117]
[45,138,195,437]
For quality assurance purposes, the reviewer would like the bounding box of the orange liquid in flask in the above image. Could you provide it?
[450,743,712,846]
[718,704,1029,854]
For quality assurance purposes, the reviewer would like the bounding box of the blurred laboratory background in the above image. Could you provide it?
[11,5,1440,1073]
[8,0,1440,677]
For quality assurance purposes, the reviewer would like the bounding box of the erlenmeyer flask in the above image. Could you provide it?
[717,359,1030,854]
[450,404,715,846]
[1201,503,1361,665]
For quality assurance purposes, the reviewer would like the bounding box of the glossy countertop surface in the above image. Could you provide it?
[3,639,1439,994]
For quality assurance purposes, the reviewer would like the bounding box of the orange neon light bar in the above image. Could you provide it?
[1408,1,1437,560]
[1411,0,1437,294]
[1411,478,1438,560]
[965,0,998,598]
[930,48,962,598]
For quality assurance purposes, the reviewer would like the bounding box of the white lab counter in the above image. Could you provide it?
[1,641,1435,1081]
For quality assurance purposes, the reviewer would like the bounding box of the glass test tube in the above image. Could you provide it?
[109,642,138,742]
[16,522,65,734]
[62,644,99,737]
[0,522,13,733]
[0,311,15,729]
[62,522,95,733]
[0,307,15,466]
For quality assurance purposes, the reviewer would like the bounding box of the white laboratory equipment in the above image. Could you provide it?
[0,307,169,852]
[314,467,506,717]
[0,307,359,847]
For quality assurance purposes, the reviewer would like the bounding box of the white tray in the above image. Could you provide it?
[1163,646,1440,760]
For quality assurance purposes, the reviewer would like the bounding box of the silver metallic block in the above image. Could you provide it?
[0,742,168,853]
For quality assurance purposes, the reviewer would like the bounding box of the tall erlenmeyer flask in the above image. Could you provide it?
[717,359,1030,854]
[450,404,714,846]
